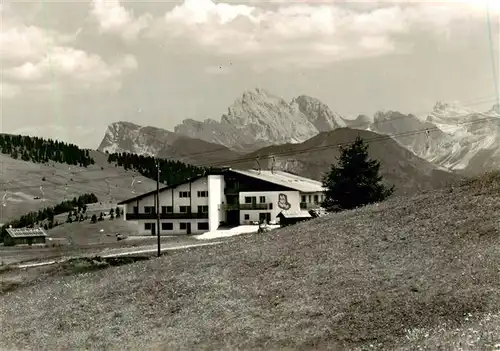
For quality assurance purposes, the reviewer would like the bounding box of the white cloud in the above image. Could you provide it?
[6,48,137,85]
[1,8,138,95]
[0,24,75,62]
[90,0,153,41]
[151,0,481,69]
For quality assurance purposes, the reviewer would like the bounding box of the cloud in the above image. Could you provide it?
[90,0,153,41]
[0,24,76,62]
[1,8,138,95]
[139,0,481,69]
[5,49,137,85]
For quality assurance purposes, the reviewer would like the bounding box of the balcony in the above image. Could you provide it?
[300,202,321,210]
[240,203,272,210]
[219,203,240,211]
[220,203,272,211]
[224,187,240,195]
[126,212,209,220]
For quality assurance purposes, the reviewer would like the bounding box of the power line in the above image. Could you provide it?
[2,94,497,179]
[195,111,500,169]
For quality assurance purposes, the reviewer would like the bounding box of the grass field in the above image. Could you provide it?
[0,216,205,265]
[0,150,157,223]
[1,173,500,350]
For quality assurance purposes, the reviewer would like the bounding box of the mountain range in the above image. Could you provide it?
[98,88,500,189]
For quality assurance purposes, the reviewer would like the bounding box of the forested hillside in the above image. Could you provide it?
[1,193,98,242]
[107,152,221,185]
[0,134,94,167]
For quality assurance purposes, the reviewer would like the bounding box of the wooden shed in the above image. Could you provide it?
[4,227,47,246]
[276,210,313,228]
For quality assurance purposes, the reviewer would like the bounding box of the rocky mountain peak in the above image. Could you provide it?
[240,87,272,101]
[290,95,346,131]
[218,89,318,144]
[98,121,179,156]
[432,101,472,117]
[373,110,393,122]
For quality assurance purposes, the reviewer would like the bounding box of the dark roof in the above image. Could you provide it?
[6,227,47,238]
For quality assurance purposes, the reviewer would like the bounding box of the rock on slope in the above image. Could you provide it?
[98,121,239,165]
[424,102,500,173]
[369,110,453,169]
[364,102,500,174]
[227,128,460,195]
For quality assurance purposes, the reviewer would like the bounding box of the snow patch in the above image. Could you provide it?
[194,225,280,240]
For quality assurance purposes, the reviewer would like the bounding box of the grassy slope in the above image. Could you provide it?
[1,174,500,350]
[233,129,462,195]
[0,150,157,223]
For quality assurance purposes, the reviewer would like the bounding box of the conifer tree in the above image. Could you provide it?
[322,137,394,211]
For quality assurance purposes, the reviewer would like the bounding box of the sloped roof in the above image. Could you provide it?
[230,169,325,193]
[277,210,312,219]
[6,227,47,238]
[118,168,324,205]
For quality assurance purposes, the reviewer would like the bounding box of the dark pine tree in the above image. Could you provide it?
[0,133,95,167]
[322,136,394,211]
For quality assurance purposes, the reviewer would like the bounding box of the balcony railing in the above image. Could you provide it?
[219,203,272,211]
[219,203,240,211]
[126,212,209,220]
[300,202,321,209]
[240,203,272,210]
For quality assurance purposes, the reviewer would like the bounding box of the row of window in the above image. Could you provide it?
[137,205,209,214]
[144,222,209,231]
[179,191,209,198]
[244,196,267,204]
[302,194,324,203]
[243,212,272,222]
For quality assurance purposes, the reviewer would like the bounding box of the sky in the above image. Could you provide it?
[1,0,500,148]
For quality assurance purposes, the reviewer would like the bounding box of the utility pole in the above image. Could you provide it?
[156,161,161,257]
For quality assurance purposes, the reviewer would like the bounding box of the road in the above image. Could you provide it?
[13,240,225,269]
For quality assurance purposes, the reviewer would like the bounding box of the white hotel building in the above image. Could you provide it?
[118,168,326,235]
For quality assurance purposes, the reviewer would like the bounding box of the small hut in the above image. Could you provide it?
[4,227,47,246]
[276,210,313,228]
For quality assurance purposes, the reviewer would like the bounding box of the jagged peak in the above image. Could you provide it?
[237,87,286,104]
[432,100,472,115]
[291,94,322,103]
[373,110,393,121]
[107,121,140,129]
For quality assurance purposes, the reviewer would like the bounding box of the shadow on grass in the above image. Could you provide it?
[60,256,150,275]
[0,256,150,295]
